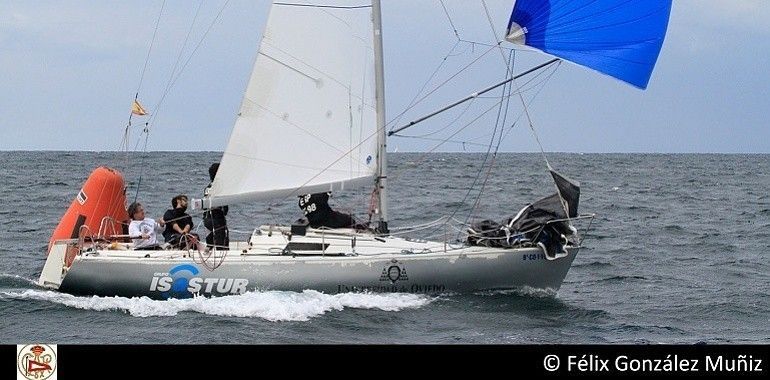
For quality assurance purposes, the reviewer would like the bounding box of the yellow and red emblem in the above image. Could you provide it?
[17,344,57,380]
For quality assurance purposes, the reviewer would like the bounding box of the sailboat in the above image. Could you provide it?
[39,0,672,299]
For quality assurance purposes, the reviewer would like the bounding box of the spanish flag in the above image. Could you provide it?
[131,100,148,116]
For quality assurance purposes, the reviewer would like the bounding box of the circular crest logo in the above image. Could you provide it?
[379,259,409,284]
[17,344,57,380]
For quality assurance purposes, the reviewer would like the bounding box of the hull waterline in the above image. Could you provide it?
[53,246,578,299]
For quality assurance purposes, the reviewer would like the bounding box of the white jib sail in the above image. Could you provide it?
[204,1,378,208]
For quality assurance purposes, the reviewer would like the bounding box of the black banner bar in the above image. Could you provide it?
[9,344,769,378]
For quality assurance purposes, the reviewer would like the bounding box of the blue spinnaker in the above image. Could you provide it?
[506,0,672,89]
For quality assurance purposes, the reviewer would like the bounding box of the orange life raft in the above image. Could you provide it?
[48,166,129,253]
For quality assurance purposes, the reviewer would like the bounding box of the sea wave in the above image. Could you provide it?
[472,286,557,298]
[0,273,38,288]
[0,289,433,321]
[594,275,647,283]
[572,261,613,269]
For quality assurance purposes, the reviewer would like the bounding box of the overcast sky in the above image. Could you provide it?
[1,0,768,153]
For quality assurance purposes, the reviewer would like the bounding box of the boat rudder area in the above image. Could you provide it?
[39,241,68,289]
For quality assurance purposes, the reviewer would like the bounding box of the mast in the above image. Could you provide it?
[372,0,389,233]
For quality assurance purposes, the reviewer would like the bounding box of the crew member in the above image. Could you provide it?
[298,192,355,228]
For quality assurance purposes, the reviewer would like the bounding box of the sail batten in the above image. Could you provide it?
[206,1,378,207]
[506,0,672,89]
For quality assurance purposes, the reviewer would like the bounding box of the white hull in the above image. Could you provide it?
[40,226,579,299]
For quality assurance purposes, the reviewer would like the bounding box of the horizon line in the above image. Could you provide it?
[0,149,768,155]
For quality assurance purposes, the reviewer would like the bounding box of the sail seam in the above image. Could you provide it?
[261,41,374,107]
[250,103,362,156]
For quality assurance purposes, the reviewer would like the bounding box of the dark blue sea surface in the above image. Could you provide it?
[0,152,767,343]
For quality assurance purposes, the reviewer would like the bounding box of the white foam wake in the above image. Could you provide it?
[1,289,433,321]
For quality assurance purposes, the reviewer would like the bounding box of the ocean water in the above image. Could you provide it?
[0,151,767,344]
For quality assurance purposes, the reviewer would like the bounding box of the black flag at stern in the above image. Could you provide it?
[550,168,580,218]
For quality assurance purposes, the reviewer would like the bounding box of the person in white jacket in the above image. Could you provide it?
[127,202,166,250]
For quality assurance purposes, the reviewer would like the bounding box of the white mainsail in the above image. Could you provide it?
[203,1,378,208]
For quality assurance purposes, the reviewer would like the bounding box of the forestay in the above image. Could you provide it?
[203,1,378,208]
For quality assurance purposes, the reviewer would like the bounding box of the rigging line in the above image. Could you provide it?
[499,62,560,143]
[137,0,166,96]
[515,68,573,242]
[133,126,152,203]
[388,216,449,231]
[394,97,476,139]
[120,97,137,154]
[461,62,558,145]
[438,0,460,39]
[146,0,231,130]
[119,122,132,171]
[388,96,506,196]
[480,0,510,69]
[121,1,165,165]
[273,2,371,9]
[401,62,560,236]
[512,64,573,227]
[433,55,514,239]
[452,67,555,154]
[239,45,466,211]
[458,38,516,51]
[465,50,516,227]
[446,42,474,57]
[518,77,550,169]
[160,0,205,103]
[259,92,503,216]
[392,97,506,170]
[389,58,559,136]
[385,43,500,129]
[467,91,510,224]
[399,64,555,141]
[438,112,501,239]
[423,63,555,161]
[392,63,557,153]
[131,126,146,153]
[391,135,490,149]
[217,70,526,223]
[348,89,354,179]
[387,40,461,131]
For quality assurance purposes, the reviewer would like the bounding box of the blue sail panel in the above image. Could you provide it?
[506,0,672,89]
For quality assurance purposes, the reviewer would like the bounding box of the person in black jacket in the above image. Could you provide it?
[298,192,356,228]
[203,163,229,249]
[162,194,198,248]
